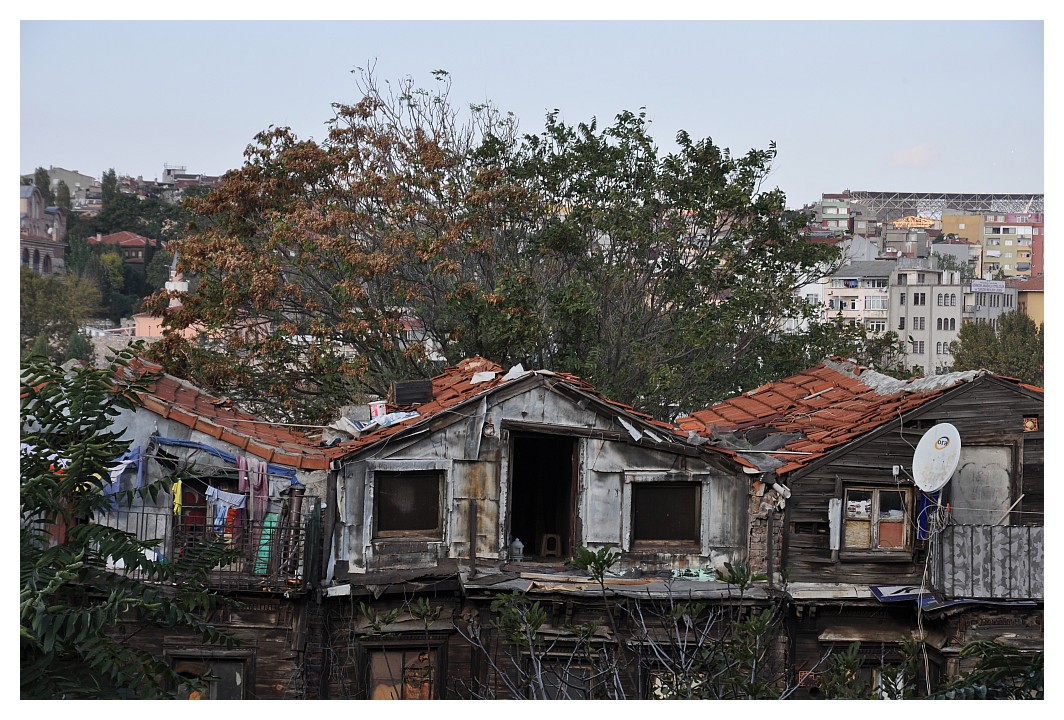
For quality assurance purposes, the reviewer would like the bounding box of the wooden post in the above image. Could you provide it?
[468,498,478,578]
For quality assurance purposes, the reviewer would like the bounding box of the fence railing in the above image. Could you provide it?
[931,523,1044,600]
[95,499,319,592]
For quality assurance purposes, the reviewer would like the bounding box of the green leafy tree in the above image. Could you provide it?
[101,168,119,207]
[20,347,239,698]
[950,311,1043,386]
[63,330,94,363]
[149,69,843,423]
[63,235,95,277]
[99,251,125,296]
[933,251,975,280]
[34,167,54,206]
[20,268,101,359]
[145,248,173,292]
[55,180,73,212]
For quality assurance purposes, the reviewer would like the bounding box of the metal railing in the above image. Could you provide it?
[95,499,319,592]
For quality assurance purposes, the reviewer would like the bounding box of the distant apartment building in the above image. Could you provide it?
[881,227,932,259]
[19,167,99,209]
[814,193,880,237]
[931,236,982,278]
[890,259,1017,376]
[982,212,1041,280]
[941,211,1043,281]
[824,260,895,335]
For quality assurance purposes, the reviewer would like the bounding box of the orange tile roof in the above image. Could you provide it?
[676,358,1040,477]
[329,357,693,458]
[1009,276,1044,292]
[91,230,161,248]
[124,356,708,471]
[127,359,337,470]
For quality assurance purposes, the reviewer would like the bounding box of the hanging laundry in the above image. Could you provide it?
[172,479,182,515]
[255,513,279,574]
[104,447,141,509]
[205,485,247,533]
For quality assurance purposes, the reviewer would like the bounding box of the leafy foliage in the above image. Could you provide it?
[20,347,239,699]
[148,69,864,424]
[34,167,54,206]
[950,311,1043,386]
[931,641,1043,700]
[20,267,102,361]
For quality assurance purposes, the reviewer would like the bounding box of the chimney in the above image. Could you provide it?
[389,379,434,406]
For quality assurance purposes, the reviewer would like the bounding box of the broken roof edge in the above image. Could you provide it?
[820,356,984,396]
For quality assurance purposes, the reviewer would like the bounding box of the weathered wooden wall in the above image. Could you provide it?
[335,378,748,581]
[782,379,1043,585]
[120,594,310,699]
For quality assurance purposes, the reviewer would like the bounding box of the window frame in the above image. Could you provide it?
[622,472,711,554]
[360,634,450,700]
[837,486,913,560]
[164,646,256,700]
[365,459,452,545]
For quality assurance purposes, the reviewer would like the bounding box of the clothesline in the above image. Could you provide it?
[140,450,304,484]
[149,436,302,485]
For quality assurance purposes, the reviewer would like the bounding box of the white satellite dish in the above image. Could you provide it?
[911,423,962,493]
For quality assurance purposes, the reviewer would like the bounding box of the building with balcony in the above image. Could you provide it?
[888,259,1013,376]
[981,212,1041,280]
[679,359,1043,695]
[824,260,895,335]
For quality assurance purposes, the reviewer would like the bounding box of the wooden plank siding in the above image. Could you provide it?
[116,595,310,699]
[781,379,1043,586]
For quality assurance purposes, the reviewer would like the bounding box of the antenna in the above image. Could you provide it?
[911,423,961,493]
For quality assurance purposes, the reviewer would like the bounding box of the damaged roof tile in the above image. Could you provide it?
[677,357,1041,476]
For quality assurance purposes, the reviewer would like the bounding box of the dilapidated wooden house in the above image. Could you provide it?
[78,354,1044,699]
[316,357,768,699]
[679,358,1044,696]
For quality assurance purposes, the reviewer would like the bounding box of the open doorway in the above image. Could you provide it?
[508,433,577,560]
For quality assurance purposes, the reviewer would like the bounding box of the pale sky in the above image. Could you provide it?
[18,9,1047,210]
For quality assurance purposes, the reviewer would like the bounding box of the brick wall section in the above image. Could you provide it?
[747,482,784,581]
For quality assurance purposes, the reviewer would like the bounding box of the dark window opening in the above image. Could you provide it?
[793,521,828,535]
[632,482,700,545]
[509,433,576,559]
[538,662,591,699]
[375,471,442,538]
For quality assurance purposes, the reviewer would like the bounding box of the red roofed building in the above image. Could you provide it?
[89,230,163,268]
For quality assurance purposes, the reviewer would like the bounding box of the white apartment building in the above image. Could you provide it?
[889,259,1017,376]
[824,260,896,335]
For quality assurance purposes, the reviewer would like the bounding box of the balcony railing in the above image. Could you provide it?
[94,500,320,593]
[931,524,1044,601]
